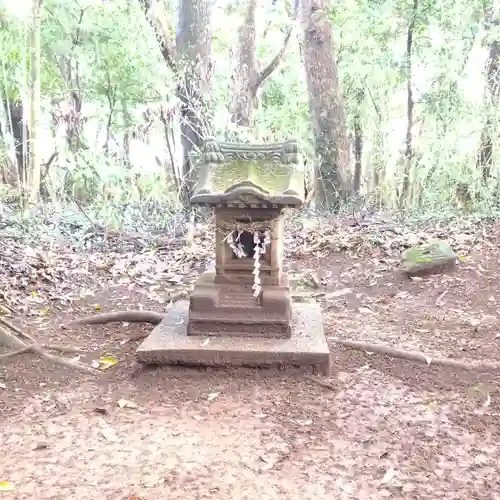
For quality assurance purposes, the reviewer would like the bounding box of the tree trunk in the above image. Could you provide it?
[121,99,133,169]
[364,86,384,200]
[3,99,29,186]
[399,0,418,208]
[0,114,20,187]
[28,0,43,204]
[300,0,352,209]
[353,89,364,194]
[478,13,500,182]
[55,65,85,154]
[230,0,296,127]
[176,0,212,206]
[230,0,259,126]
[138,0,212,208]
[52,8,89,158]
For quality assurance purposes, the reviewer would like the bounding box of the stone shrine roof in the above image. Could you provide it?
[190,138,305,207]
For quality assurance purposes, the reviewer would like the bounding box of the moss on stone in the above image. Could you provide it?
[208,161,299,196]
[401,241,457,277]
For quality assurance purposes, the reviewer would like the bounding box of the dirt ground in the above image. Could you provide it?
[2,217,500,499]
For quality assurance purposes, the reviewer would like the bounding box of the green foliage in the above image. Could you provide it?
[1,0,500,237]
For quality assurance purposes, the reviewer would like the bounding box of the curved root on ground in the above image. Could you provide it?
[0,316,100,376]
[334,338,500,372]
[62,311,166,329]
[63,310,500,373]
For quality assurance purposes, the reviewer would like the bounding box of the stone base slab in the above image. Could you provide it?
[136,301,331,376]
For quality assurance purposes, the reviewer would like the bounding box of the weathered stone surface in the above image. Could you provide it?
[191,138,304,207]
[400,241,458,277]
[188,271,292,337]
[137,301,331,376]
[137,137,330,376]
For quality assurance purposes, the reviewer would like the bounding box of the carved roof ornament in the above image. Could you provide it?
[190,137,305,207]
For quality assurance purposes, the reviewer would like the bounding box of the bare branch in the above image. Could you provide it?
[137,0,177,71]
[253,9,298,91]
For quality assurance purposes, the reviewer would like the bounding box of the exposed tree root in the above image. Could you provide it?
[60,309,500,373]
[304,375,337,391]
[62,310,165,329]
[0,345,33,359]
[334,338,500,372]
[0,316,100,376]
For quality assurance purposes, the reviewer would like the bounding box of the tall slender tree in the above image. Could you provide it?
[478,6,500,182]
[28,0,43,203]
[229,0,296,127]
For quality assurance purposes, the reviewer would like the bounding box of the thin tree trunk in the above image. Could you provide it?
[4,99,29,187]
[121,99,133,169]
[353,89,364,194]
[230,0,296,127]
[28,0,43,204]
[53,8,87,156]
[138,0,212,208]
[399,0,417,207]
[365,85,383,199]
[176,0,212,206]
[0,119,19,187]
[478,13,500,182]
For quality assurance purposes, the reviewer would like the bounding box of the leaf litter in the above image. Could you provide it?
[2,211,500,498]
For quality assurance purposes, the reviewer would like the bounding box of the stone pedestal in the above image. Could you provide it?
[137,301,331,376]
[136,137,331,376]
[188,271,292,338]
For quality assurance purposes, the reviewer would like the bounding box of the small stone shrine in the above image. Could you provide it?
[136,138,331,375]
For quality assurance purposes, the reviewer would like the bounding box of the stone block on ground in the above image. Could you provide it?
[400,240,458,277]
[136,300,331,376]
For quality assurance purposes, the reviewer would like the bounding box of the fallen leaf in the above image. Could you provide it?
[380,467,397,485]
[97,356,118,370]
[167,275,183,284]
[93,407,108,415]
[201,338,210,347]
[357,306,373,314]
[258,453,279,470]
[117,399,138,409]
[0,481,14,492]
[340,481,354,494]
[259,455,274,464]
[325,288,352,298]
[100,427,118,442]
[297,419,313,426]
[309,273,320,288]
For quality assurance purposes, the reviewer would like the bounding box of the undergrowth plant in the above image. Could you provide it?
[0,0,499,241]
